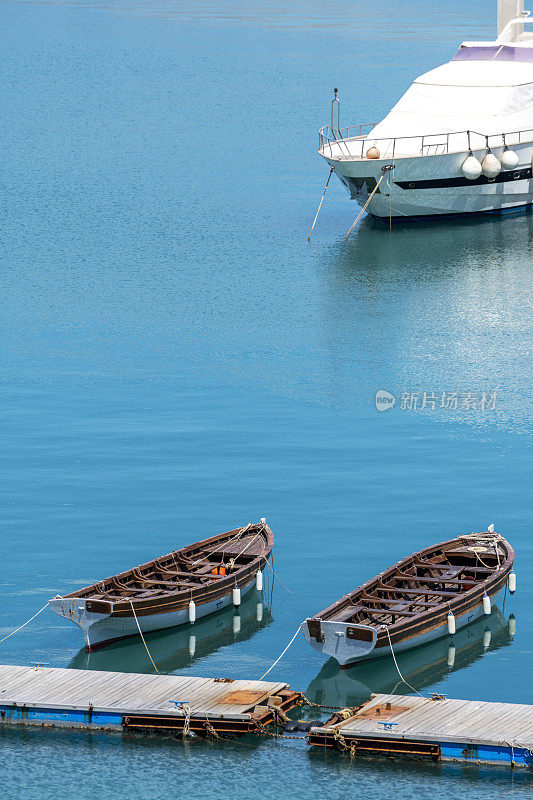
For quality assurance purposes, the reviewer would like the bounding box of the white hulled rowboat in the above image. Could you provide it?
[302,528,514,668]
[320,1,533,220]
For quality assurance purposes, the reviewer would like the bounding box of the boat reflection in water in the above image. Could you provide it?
[306,608,514,711]
[69,591,271,674]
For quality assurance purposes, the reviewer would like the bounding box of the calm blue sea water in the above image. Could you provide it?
[0,0,532,796]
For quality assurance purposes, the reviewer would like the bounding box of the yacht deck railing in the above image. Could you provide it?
[319,125,533,160]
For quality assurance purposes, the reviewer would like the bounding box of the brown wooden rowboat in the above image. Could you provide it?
[49,521,273,651]
[302,528,514,667]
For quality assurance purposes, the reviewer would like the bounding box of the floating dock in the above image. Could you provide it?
[0,664,302,736]
[309,692,533,767]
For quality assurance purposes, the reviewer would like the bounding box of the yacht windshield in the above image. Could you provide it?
[453,45,533,62]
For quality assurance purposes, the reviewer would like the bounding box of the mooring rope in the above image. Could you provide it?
[128,599,160,674]
[264,555,295,595]
[307,167,334,242]
[383,626,425,698]
[344,174,384,240]
[258,624,302,681]
[0,601,50,645]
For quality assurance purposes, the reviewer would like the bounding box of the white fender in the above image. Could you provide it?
[481,152,501,178]
[501,149,519,170]
[508,570,516,594]
[256,570,263,591]
[483,593,491,615]
[447,611,456,635]
[461,154,482,180]
[232,586,241,607]
[188,600,196,623]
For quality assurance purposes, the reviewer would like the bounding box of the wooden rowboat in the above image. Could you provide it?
[302,528,514,668]
[49,521,273,651]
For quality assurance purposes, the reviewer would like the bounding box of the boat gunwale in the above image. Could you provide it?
[308,532,514,637]
[61,523,274,613]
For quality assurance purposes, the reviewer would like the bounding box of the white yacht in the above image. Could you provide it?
[320,0,533,220]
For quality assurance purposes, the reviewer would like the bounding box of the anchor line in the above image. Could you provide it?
[344,174,385,239]
[307,167,334,242]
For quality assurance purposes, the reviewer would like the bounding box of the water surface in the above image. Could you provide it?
[0,0,531,797]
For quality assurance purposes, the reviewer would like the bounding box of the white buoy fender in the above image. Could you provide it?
[447,644,456,668]
[256,570,263,591]
[483,628,492,650]
[188,634,196,656]
[501,149,519,170]
[188,600,196,623]
[481,152,501,178]
[461,154,482,180]
[508,614,516,638]
[260,517,266,524]
[483,593,491,615]
[232,586,241,607]
[232,613,241,635]
[366,146,380,160]
[508,570,516,594]
[256,602,263,623]
[447,611,456,635]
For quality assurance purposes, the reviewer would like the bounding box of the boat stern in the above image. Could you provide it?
[302,617,377,666]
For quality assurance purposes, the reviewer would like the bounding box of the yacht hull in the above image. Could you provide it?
[327,145,532,219]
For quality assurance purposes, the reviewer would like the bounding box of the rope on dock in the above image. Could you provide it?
[0,601,50,645]
[128,599,160,674]
[258,624,302,681]
[344,174,384,240]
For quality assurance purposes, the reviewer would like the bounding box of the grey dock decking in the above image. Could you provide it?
[309,692,533,767]
[0,664,302,735]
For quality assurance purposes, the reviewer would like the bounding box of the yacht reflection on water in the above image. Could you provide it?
[306,608,514,710]
[69,591,271,673]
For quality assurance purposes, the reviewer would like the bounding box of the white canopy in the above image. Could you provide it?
[370,59,533,140]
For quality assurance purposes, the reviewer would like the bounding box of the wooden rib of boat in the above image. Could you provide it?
[49,521,273,651]
[302,528,514,668]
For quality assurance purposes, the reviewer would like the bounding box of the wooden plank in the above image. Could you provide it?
[134,677,213,710]
[119,676,203,710]
[0,665,283,720]
[327,693,533,750]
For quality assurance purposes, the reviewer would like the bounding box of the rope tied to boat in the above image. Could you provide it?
[344,174,385,240]
[307,167,334,242]
[382,625,425,698]
[128,598,160,674]
[257,624,302,681]
[0,601,51,645]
